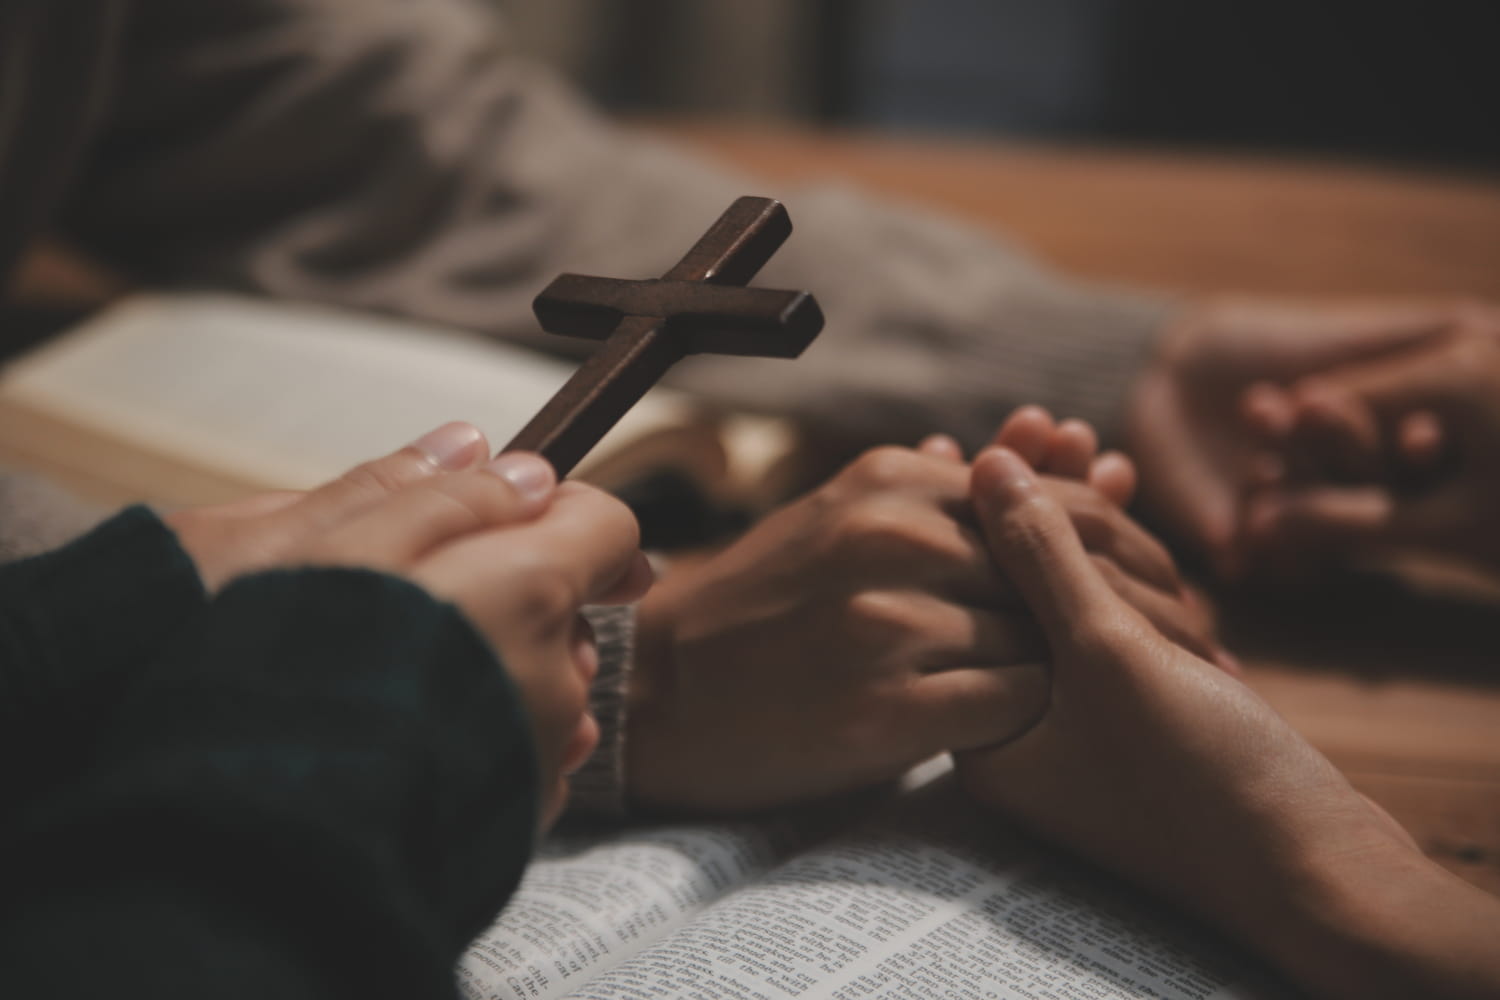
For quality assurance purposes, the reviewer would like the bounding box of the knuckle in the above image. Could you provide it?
[456,471,533,525]
[523,567,583,625]
[560,483,642,549]
[340,454,428,500]
[830,696,904,762]
[829,504,960,574]
[843,590,922,639]
[846,446,921,492]
[829,501,912,556]
[418,481,493,535]
[1089,553,1127,590]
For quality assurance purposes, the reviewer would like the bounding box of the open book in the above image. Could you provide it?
[462,766,1287,1000]
[0,294,802,514]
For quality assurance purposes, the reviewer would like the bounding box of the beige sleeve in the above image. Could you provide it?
[62,0,1172,448]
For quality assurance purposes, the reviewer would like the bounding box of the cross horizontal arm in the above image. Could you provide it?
[534,276,824,357]
[503,196,821,476]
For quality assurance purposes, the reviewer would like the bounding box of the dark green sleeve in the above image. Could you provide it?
[0,505,206,803]
[0,567,539,1000]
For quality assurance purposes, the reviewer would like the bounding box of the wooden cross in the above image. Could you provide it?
[503,196,824,476]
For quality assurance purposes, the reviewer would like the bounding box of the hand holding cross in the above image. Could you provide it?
[503,196,824,476]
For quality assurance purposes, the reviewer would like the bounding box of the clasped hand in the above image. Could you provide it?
[626,407,1220,814]
[166,421,651,826]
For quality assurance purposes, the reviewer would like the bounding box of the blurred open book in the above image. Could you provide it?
[0,295,804,518]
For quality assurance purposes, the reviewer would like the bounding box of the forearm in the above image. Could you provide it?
[1253,843,1500,999]
[0,505,205,802]
[1,567,539,998]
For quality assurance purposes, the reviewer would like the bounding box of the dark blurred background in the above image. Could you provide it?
[502,0,1500,171]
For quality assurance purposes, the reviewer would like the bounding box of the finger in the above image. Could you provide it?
[314,452,557,568]
[911,663,1051,752]
[195,490,306,520]
[1396,410,1445,469]
[561,713,601,777]
[1251,483,1468,560]
[1043,419,1098,480]
[839,446,971,511]
[854,591,1049,670]
[1090,556,1219,664]
[1246,449,1288,490]
[918,433,965,463]
[1242,485,1403,560]
[1240,381,1297,443]
[464,482,645,610]
[1207,302,1459,377]
[1283,380,1383,483]
[1289,333,1492,422]
[593,550,655,606]
[1087,451,1137,507]
[992,406,1055,466]
[831,448,1013,600]
[971,447,1119,640]
[1042,476,1182,594]
[287,422,491,526]
[1131,374,1242,575]
[835,509,1013,608]
[572,616,600,686]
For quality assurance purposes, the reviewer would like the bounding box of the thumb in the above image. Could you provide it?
[971,448,1119,646]
[1245,484,1455,556]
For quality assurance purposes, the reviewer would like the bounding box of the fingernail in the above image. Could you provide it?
[413,422,485,470]
[986,447,1035,487]
[918,433,964,462]
[487,451,556,502]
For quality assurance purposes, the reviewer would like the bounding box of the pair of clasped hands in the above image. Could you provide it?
[1131,299,1500,578]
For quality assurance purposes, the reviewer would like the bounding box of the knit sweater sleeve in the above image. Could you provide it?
[61,0,1172,450]
[0,505,206,804]
[0,566,539,1000]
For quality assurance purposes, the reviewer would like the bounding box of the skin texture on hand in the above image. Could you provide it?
[956,446,1500,1000]
[1239,311,1500,574]
[626,410,1215,815]
[167,422,651,827]
[1126,300,1467,578]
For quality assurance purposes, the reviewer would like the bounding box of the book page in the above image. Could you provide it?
[0,294,701,494]
[555,780,1285,1000]
[459,819,825,1000]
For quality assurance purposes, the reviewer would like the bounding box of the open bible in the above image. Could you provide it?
[462,767,1287,1000]
[0,294,802,518]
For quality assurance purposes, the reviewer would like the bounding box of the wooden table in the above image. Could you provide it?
[658,122,1500,895]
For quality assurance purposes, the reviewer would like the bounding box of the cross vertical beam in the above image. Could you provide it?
[502,197,822,476]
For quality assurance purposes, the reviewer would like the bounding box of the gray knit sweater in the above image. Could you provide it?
[0,0,1174,815]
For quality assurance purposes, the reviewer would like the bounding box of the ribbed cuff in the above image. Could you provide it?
[562,603,636,821]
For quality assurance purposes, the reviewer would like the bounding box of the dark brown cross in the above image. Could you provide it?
[502,196,824,476]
